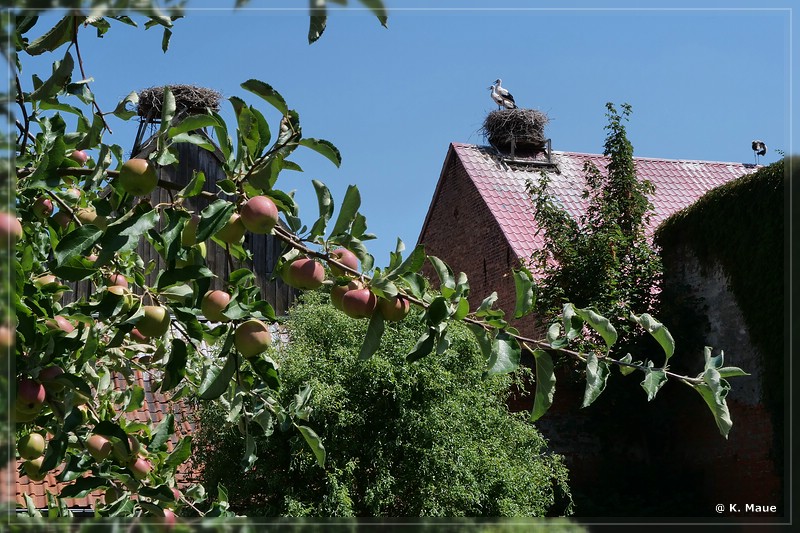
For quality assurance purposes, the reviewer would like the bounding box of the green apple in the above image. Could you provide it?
[118,158,158,196]
[17,432,46,460]
[136,306,170,337]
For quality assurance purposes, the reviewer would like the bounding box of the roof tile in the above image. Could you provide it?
[450,143,758,260]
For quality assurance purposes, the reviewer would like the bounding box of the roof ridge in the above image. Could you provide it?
[451,142,759,167]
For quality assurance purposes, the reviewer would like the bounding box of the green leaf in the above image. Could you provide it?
[53,225,103,267]
[26,16,79,56]
[248,357,281,391]
[76,113,104,151]
[386,244,426,279]
[95,204,159,266]
[241,433,257,471]
[407,329,435,362]
[160,339,188,392]
[512,267,536,319]
[574,306,617,349]
[453,297,470,321]
[562,303,583,341]
[476,292,499,316]
[631,312,675,364]
[40,433,67,473]
[29,51,74,101]
[165,436,192,471]
[162,27,172,53]
[160,86,176,129]
[297,425,326,467]
[531,349,556,422]
[692,368,733,438]
[169,114,220,137]
[299,138,341,167]
[426,296,450,326]
[59,477,107,499]
[329,184,361,238]
[197,200,235,243]
[111,91,139,120]
[582,352,611,407]
[467,324,494,362]
[717,366,750,378]
[485,331,521,376]
[359,311,385,360]
[428,255,455,293]
[179,171,206,198]
[198,351,238,401]
[240,79,289,115]
[359,0,389,27]
[369,277,397,299]
[618,354,637,376]
[93,421,131,457]
[149,414,174,451]
[308,13,327,44]
[308,180,333,240]
[640,368,667,401]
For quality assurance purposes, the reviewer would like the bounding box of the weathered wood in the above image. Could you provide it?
[63,133,297,315]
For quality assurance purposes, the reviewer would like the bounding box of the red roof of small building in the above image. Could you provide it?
[427,143,760,261]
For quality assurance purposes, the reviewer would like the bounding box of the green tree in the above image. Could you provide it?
[528,103,662,352]
[193,291,573,517]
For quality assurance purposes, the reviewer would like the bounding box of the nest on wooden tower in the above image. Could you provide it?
[482,108,550,155]
[136,85,222,122]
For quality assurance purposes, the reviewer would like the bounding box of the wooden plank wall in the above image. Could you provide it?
[62,136,297,316]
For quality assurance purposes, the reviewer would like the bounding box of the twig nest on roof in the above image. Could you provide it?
[482,108,549,154]
[137,84,221,121]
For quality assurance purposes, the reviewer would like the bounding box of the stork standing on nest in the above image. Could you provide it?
[751,140,767,164]
[489,78,516,110]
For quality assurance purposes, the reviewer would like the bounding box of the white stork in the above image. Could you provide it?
[751,140,767,164]
[489,78,516,110]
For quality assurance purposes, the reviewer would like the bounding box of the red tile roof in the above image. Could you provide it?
[5,371,198,511]
[444,142,759,260]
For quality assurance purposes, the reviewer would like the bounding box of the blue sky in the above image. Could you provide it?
[20,1,796,265]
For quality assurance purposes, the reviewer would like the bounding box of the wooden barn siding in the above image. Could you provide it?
[63,138,296,315]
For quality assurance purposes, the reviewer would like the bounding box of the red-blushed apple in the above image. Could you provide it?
[69,150,89,166]
[39,366,65,392]
[17,432,46,460]
[63,187,82,204]
[86,434,113,461]
[16,377,46,415]
[181,214,200,246]
[0,324,14,350]
[282,257,325,290]
[378,294,411,322]
[234,319,272,358]
[130,328,149,343]
[118,158,158,196]
[341,287,377,319]
[23,456,47,481]
[171,487,182,503]
[106,273,129,288]
[46,315,75,334]
[0,212,23,246]
[32,196,54,219]
[35,274,64,301]
[215,213,246,244]
[201,290,231,322]
[163,508,177,527]
[128,456,152,480]
[137,305,170,337]
[331,280,363,311]
[240,195,279,234]
[329,248,359,277]
[52,210,72,229]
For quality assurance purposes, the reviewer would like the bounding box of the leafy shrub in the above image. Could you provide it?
[193,291,573,517]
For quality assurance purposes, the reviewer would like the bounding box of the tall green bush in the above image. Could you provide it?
[192,291,573,517]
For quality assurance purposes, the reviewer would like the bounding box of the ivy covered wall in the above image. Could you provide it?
[655,158,788,511]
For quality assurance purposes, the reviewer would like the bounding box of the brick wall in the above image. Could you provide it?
[418,153,534,333]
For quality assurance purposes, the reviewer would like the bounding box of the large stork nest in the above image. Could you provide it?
[137,84,222,121]
[482,108,550,154]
